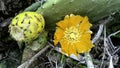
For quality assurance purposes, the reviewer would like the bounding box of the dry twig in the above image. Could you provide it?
[17,44,51,68]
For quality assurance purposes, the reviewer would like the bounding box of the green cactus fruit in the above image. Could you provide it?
[9,12,45,42]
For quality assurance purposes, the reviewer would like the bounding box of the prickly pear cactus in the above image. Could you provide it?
[33,0,120,30]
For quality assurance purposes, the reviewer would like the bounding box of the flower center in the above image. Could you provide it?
[64,27,80,44]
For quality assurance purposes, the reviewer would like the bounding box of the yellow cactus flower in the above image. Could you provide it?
[9,12,45,42]
[54,14,94,57]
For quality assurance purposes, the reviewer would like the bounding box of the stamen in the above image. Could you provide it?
[64,27,80,44]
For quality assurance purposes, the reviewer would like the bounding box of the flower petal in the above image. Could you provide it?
[75,42,87,53]
[56,15,69,29]
[69,14,83,27]
[76,40,93,53]
[68,44,78,57]
[80,31,92,40]
[54,27,64,45]
[80,31,94,48]
[79,16,92,32]
[60,39,69,55]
